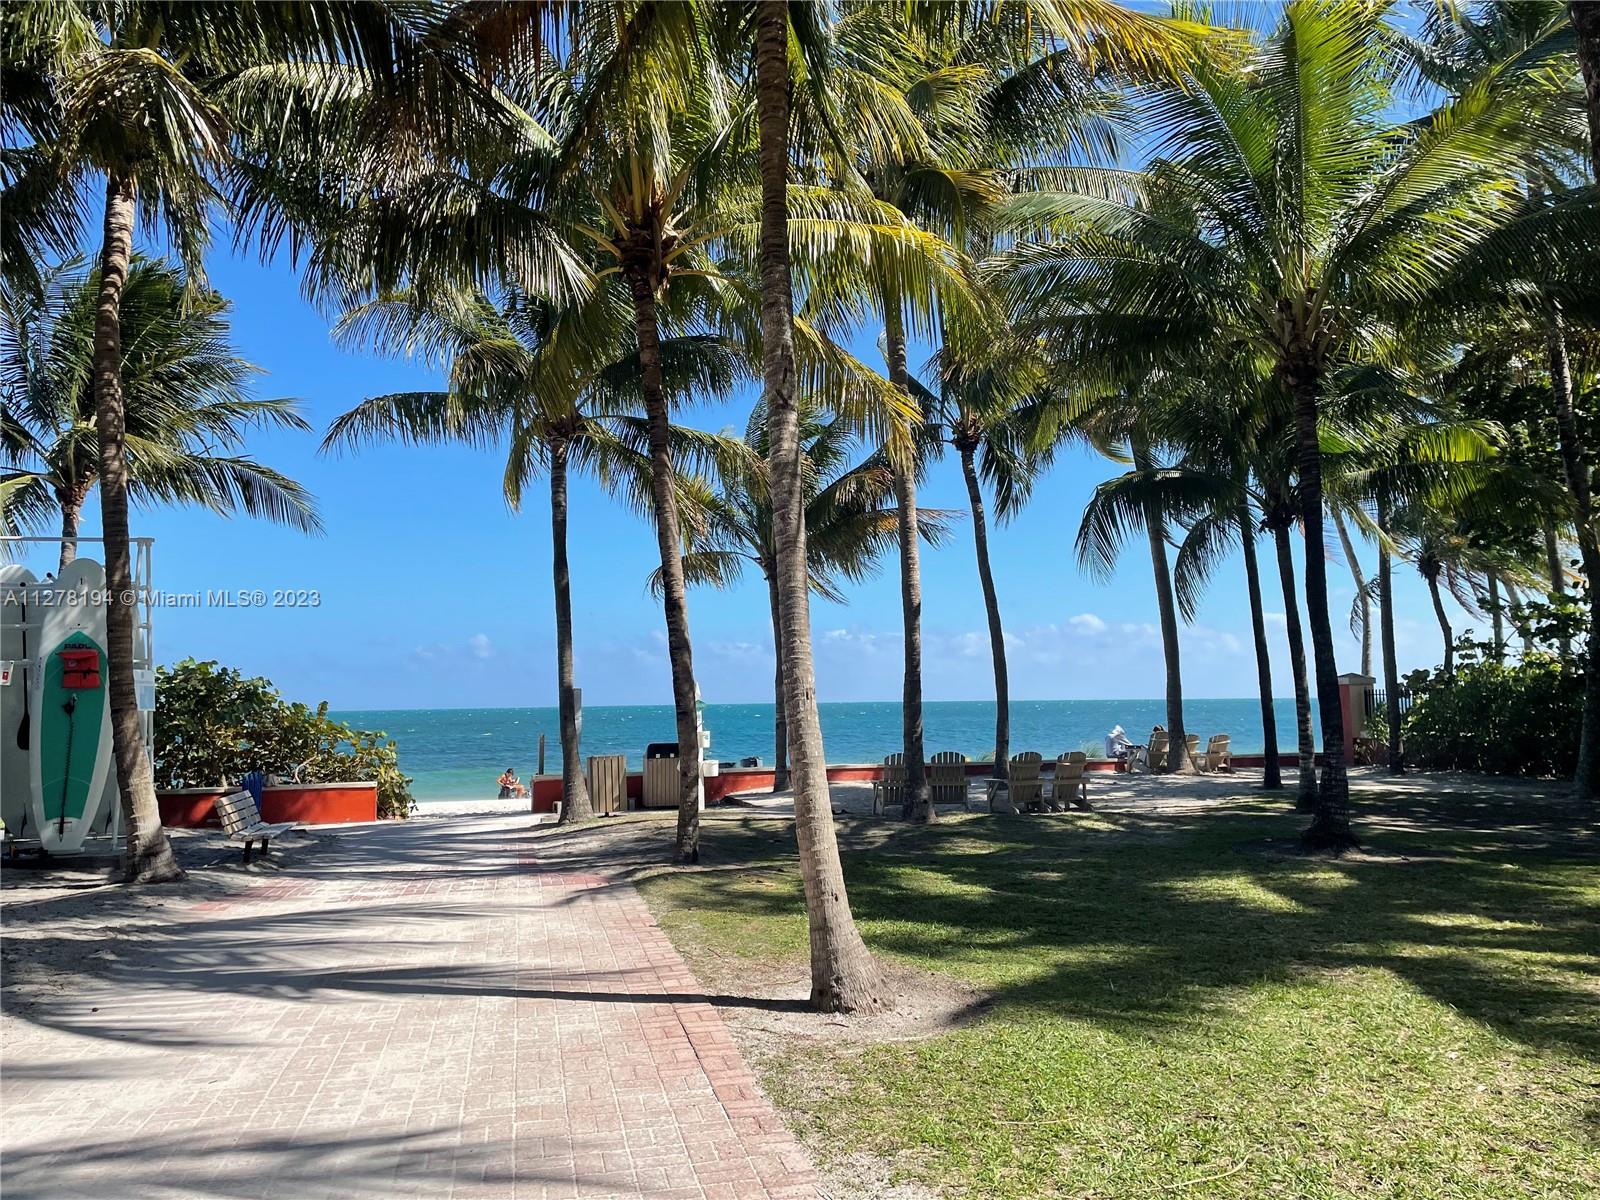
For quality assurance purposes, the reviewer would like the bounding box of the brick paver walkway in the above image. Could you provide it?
[1,817,819,1200]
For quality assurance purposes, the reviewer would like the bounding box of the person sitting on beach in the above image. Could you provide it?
[497,767,519,799]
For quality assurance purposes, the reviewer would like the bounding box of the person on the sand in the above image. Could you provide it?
[497,767,519,799]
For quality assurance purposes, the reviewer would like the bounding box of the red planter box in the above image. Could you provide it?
[158,782,378,828]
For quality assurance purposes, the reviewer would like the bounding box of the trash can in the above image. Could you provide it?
[642,742,680,809]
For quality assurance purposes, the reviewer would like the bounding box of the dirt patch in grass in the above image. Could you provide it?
[816,1151,943,1200]
[722,956,993,1052]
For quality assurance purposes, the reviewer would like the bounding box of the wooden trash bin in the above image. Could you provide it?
[586,754,628,814]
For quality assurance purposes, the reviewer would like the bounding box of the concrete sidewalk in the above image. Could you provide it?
[0,816,818,1200]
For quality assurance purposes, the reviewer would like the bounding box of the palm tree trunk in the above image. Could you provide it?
[1504,581,1534,657]
[58,495,82,572]
[1377,483,1403,774]
[1333,508,1371,677]
[623,264,701,862]
[764,567,789,790]
[1546,522,1572,664]
[1271,519,1318,808]
[1133,438,1191,773]
[550,439,592,824]
[1237,504,1280,789]
[959,446,1009,778]
[1486,572,1505,664]
[1572,0,1600,181]
[1427,570,1454,678]
[1546,308,1600,801]
[1289,367,1355,851]
[882,298,931,821]
[756,0,887,1013]
[94,174,181,884]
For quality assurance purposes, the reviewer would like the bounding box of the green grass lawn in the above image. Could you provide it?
[638,785,1600,1199]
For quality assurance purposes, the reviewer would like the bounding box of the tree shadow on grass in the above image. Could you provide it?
[678,787,1600,1065]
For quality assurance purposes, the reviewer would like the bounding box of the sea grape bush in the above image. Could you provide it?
[1402,649,1581,778]
[155,657,416,818]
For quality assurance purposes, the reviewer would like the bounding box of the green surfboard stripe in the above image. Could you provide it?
[38,634,107,826]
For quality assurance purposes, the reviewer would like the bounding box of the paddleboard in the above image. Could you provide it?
[1,565,39,840]
[28,559,114,854]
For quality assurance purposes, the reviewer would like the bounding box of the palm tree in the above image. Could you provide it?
[2,3,433,881]
[1155,388,1287,793]
[999,2,1572,848]
[673,406,953,788]
[753,0,889,1012]
[1331,508,1372,677]
[1077,412,1197,775]
[1399,0,1600,796]
[1568,2,1600,180]
[1,257,319,571]
[324,284,742,824]
[397,17,954,858]
[911,338,1052,779]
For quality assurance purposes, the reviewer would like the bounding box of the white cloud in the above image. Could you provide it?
[467,633,493,660]
[1069,612,1108,634]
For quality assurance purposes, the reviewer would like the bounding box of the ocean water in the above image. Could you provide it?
[333,699,1321,805]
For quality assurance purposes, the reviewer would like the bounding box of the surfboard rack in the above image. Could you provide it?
[1,537,155,859]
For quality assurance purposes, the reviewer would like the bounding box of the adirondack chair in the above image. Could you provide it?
[1184,733,1200,766]
[1203,734,1232,773]
[1054,751,1090,809]
[871,753,906,816]
[586,754,628,814]
[1147,729,1170,772]
[1009,752,1045,812]
[928,751,968,808]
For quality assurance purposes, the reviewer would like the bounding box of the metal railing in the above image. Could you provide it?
[1367,688,1412,718]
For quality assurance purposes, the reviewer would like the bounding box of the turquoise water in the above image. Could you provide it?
[333,699,1321,804]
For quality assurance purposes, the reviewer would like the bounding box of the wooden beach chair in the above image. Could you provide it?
[1185,733,1200,767]
[213,789,298,863]
[1203,734,1232,773]
[1008,752,1044,812]
[1146,730,1169,773]
[1054,751,1090,810]
[871,753,906,816]
[586,754,628,815]
[929,751,968,808]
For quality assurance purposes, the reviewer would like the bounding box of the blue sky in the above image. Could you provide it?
[12,240,1488,712]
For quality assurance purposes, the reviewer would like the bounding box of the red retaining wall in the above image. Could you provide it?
[158,782,378,828]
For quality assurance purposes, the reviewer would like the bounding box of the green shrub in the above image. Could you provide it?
[1401,651,1581,778]
[155,658,416,818]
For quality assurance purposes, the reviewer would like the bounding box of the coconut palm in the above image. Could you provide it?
[1331,508,1372,677]
[817,2,1162,818]
[1398,0,1600,796]
[743,0,1190,1005]
[1150,380,1289,793]
[367,18,955,859]
[915,346,1052,779]
[998,1,1576,848]
[1,257,319,571]
[1576,4,1600,180]
[750,0,896,1012]
[672,406,954,788]
[324,283,743,824]
[1076,403,1198,775]
[0,0,482,881]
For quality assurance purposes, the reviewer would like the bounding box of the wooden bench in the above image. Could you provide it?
[214,789,298,862]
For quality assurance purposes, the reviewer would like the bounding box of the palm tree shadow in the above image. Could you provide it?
[686,786,1600,1064]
